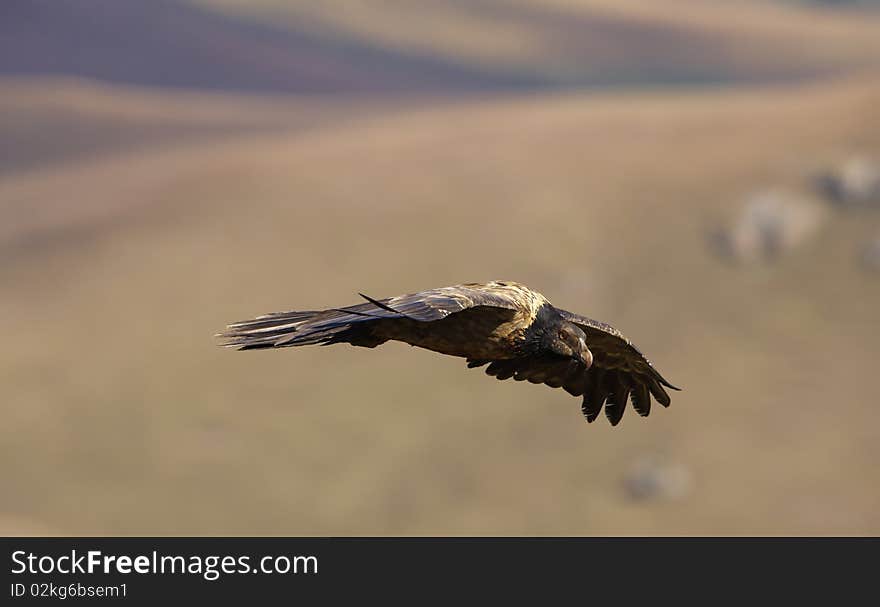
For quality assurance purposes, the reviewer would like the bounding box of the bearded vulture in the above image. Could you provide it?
[218,281,679,426]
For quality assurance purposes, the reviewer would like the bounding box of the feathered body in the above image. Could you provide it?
[219,281,679,426]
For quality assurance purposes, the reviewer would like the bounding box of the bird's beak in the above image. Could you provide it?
[576,341,593,369]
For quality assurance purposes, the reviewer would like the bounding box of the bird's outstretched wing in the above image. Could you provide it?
[218,282,542,350]
[468,309,679,426]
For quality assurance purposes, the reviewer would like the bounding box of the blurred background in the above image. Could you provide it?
[2,0,880,536]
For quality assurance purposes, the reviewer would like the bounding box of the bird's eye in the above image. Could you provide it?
[558,330,565,339]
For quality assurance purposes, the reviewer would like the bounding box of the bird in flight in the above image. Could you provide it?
[218,281,679,426]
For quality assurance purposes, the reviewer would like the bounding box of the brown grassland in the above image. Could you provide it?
[195,0,880,83]
[1,70,879,534]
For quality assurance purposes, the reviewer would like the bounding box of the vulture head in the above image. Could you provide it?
[542,320,592,368]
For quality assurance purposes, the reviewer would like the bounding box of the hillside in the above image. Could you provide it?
[5,0,880,95]
[0,0,536,93]
[0,77,414,175]
[194,0,880,86]
[1,77,879,534]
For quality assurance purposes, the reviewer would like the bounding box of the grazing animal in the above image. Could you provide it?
[218,281,679,426]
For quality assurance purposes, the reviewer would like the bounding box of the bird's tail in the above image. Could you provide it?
[217,299,399,351]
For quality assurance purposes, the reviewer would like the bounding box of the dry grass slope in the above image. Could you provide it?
[194,0,880,84]
[0,77,402,175]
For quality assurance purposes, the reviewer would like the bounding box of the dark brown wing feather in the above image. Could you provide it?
[218,281,543,351]
[477,356,580,389]
[468,309,679,426]
[558,308,679,425]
